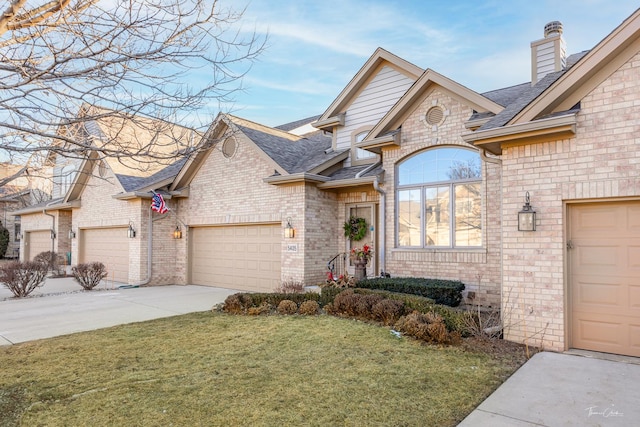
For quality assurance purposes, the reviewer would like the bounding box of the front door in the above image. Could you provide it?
[346,204,377,278]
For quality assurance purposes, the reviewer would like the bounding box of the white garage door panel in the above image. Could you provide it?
[80,228,129,284]
[570,201,640,357]
[26,231,52,261]
[191,224,281,292]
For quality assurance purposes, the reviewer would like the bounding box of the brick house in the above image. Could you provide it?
[16,10,640,357]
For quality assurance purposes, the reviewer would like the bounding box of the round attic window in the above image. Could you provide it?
[425,106,445,126]
[222,137,237,158]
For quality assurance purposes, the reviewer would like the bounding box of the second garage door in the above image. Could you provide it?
[190,224,281,292]
[569,201,640,357]
[26,230,52,261]
[80,227,130,284]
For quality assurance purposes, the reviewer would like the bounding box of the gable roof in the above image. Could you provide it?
[463,8,640,154]
[171,114,348,191]
[314,48,423,130]
[366,68,505,143]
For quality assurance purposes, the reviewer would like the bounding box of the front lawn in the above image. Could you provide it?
[0,312,526,426]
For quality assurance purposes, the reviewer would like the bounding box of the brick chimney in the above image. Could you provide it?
[531,21,566,85]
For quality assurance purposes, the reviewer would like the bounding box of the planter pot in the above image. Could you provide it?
[354,259,367,280]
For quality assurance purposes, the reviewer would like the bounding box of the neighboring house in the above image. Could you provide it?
[0,162,52,258]
[15,9,640,358]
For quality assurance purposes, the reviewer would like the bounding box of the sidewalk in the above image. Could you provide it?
[0,277,239,345]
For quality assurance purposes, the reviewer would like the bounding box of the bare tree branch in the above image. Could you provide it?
[0,0,266,176]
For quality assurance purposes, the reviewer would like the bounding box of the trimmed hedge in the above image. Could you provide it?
[356,277,465,307]
[352,289,467,334]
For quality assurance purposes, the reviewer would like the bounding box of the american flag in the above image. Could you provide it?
[151,192,168,214]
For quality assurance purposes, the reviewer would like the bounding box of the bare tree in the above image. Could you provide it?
[0,0,266,182]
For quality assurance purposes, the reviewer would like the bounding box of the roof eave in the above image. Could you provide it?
[112,191,174,200]
[356,131,400,154]
[462,112,578,155]
[312,113,346,131]
[308,150,349,174]
[12,200,81,215]
[317,175,377,189]
[263,173,330,185]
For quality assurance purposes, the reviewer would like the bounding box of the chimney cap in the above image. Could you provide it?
[544,21,563,38]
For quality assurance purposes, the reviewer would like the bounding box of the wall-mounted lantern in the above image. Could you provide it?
[284,217,295,239]
[127,222,136,238]
[518,192,536,231]
[68,229,76,239]
[50,229,56,239]
[173,225,182,239]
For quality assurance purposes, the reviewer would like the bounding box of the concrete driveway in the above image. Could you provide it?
[0,277,239,345]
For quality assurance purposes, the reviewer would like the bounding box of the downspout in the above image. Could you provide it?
[43,201,57,253]
[479,148,502,309]
[373,174,386,277]
[132,206,153,286]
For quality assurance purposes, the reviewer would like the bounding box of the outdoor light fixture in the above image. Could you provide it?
[518,192,536,231]
[127,222,136,238]
[50,229,56,239]
[173,225,182,239]
[68,229,76,239]
[284,217,295,239]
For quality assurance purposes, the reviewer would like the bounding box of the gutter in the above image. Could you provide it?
[373,174,386,277]
[355,161,381,179]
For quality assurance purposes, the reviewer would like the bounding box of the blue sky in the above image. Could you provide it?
[216,1,639,128]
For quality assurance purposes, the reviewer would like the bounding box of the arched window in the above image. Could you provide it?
[396,147,482,248]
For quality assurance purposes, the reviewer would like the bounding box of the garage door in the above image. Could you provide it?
[569,201,640,357]
[190,224,281,292]
[26,230,52,261]
[80,227,130,284]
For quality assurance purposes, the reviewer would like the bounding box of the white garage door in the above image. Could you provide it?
[190,224,281,292]
[80,227,130,284]
[26,230,52,261]
[569,201,640,357]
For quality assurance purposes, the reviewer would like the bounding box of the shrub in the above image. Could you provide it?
[222,292,328,315]
[355,294,384,317]
[34,251,58,271]
[357,277,465,307]
[277,300,298,315]
[0,261,48,297]
[394,311,461,345]
[0,223,9,258]
[372,299,405,326]
[298,300,319,315]
[247,302,271,316]
[72,262,108,290]
[274,279,305,294]
[326,289,360,317]
[352,289,466,334]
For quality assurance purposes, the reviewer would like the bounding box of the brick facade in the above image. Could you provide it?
[502,51,640,351]
[381,89,502,306]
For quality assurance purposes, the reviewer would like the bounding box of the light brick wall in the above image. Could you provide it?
[71,170,145,283]
[177,135,324,286]
[381,89,502,306]
[502,51,640,351]
[19,210,71,261]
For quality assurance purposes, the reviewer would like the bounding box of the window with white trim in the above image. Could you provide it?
[396,147,482,248]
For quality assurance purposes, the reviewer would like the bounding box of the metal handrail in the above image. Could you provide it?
[327,252,347,280]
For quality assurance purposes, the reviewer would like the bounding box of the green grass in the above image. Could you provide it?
[0,313,524,426]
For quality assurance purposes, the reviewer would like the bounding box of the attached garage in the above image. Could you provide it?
[569,201,640,357]
[80,227,130,284]
[25,230,52,261]
[190,224,281,292]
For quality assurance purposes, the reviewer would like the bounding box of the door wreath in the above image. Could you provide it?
[343,216,367,241]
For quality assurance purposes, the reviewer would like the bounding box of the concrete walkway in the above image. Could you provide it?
[459,351,640,426]
[0,277,239,345]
